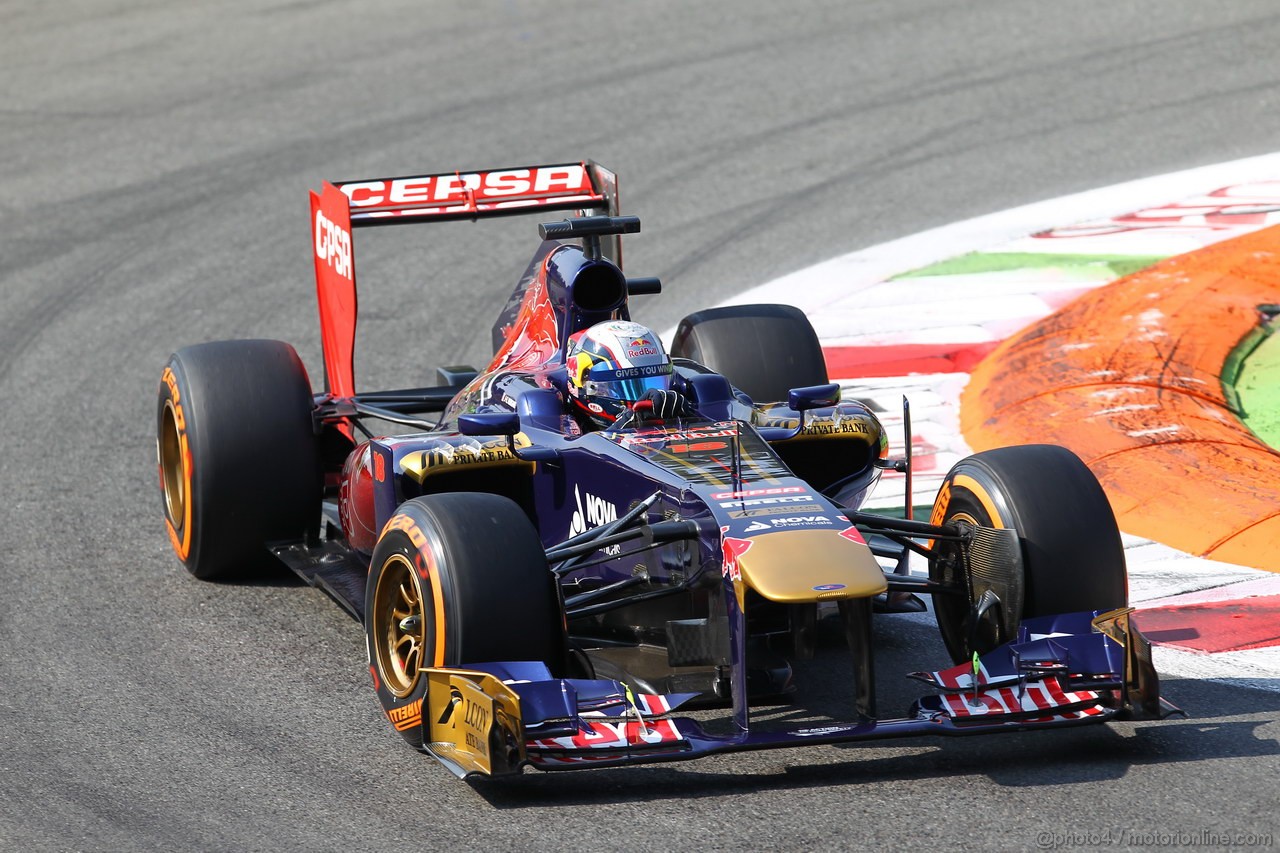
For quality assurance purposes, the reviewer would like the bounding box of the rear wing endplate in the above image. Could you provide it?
[309,161,619,398]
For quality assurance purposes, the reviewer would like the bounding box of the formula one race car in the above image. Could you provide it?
[157,161,1179,778]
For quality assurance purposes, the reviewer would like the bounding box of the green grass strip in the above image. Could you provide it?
[893,252,1167,280]
[1231,315,1280,448]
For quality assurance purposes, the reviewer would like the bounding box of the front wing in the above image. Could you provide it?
[414,609,1181,778]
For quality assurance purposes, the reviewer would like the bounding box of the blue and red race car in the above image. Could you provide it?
[157,161,1179,778]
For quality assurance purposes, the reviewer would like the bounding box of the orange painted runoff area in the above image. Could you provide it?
[961,223,1280,572]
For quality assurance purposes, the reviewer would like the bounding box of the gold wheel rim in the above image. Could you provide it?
[372,554,428,698]
[159,400,186,529]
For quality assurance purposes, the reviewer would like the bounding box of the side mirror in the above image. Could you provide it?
[788,383,841,412]
[457,411,560,464]
[458,412,520,436]
[783,383,841,439]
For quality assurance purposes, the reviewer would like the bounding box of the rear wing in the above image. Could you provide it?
[309,161,620,398]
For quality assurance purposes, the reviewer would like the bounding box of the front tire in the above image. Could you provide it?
[365,493,563,750]
[157,339,319,581]
[928,444,1127,663]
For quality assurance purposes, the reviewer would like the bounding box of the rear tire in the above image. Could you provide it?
[671,304,827,404]
[157,340,319,581]
[928,444,1127,663]
[365,493,563,750]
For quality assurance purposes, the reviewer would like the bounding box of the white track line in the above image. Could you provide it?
[720,151,1280,310]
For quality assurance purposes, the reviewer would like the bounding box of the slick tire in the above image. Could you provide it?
[671,303,828,404]
[158,339,320,581]
[928,444,1127,663]
[365,493,563,750]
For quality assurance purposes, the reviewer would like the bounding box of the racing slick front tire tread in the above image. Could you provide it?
[929,444,1128,663]
[670,303,828,404]
[158,339,319,581]
[365,492,564,750]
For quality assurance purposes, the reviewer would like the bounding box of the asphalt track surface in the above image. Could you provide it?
[4,2,1280,850]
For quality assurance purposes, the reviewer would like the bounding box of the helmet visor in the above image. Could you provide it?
[586,363,672,403]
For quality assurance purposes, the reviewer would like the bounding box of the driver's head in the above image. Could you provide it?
[565,321,672,427]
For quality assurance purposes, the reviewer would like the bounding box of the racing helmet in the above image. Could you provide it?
[566,320,673,426]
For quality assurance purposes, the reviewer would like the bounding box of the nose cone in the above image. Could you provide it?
[734,528,887,603]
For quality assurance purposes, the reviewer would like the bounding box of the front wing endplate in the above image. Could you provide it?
[423,668,525,778]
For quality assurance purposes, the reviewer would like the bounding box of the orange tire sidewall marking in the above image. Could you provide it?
[161,367,194,562]
[952,474,1005,529]
[387,696,423,731]
[382,513,448,668]
[929,473,1004,549]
